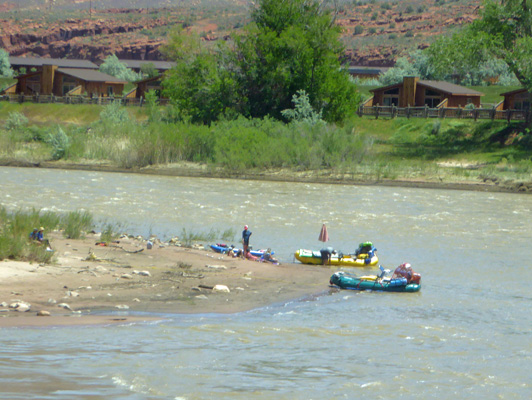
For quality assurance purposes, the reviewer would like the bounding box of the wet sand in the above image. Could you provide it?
[0,233,335,328]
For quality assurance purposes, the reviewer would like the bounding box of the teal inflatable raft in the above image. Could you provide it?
[329,264,421,293]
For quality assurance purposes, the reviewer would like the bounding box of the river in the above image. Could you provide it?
[1,166,531,399]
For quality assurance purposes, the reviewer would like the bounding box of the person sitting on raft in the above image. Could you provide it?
[245,248,259,261]
[261,248,279,264]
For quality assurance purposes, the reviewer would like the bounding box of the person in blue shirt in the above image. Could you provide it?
[242,225,252,258]
[261,248,279,264]
[37,227,45,242]
[29,228,38,240]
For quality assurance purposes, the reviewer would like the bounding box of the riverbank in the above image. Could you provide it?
[3,159,532,194]
[0,232,334,328]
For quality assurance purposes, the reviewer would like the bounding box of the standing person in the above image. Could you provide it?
[242,225,252,258]
[320,246,334,265]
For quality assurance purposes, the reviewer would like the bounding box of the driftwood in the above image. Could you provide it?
[198,284,214,290]
[118,246,144,254]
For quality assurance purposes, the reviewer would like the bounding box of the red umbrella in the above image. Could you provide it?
[318,223,329,242]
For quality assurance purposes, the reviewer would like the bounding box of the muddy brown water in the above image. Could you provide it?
[1,166,531,399]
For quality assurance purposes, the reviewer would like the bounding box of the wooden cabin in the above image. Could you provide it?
[118,59,175,74]
[9,56,98,74]
[368,77,484,108]
[135,75,164,99]
[499,88,531,111]
[348,66,389,80]
[12,65,127,97]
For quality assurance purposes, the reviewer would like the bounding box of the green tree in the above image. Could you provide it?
[99,54,141,82]
[162,0,359,123]
[140,62,160,79]
[0,49,14,78]
[354,25,364,35]
[162,29,239,124]
[235,0,359,121]
[427,0,532,88]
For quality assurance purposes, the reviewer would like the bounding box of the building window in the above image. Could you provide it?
[514,101,530,110]
[27,75,41,94]
[424,88,442,108]
[382,87,399,106]
[383,96,399,106]
[513,92,531,110]
[62,76,77,96]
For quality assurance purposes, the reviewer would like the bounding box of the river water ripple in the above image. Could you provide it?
[1,166,531,399]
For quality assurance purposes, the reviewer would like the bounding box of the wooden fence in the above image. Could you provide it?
[0,94,171,107]
[3,94,530,123]
[358,105,531,123]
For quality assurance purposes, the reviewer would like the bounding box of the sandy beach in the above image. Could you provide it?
[0,232,334,328]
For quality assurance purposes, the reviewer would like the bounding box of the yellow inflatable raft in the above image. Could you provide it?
[294,249,379,267]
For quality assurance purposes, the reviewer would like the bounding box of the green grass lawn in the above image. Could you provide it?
[469,85,522,106]
[0,102,147,125]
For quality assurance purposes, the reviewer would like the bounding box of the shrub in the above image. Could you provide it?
[99,101,130,125]
[100,223,120,243]
[354,25,364,35]
[46,127,70,160]
[62,211,93,239]
[0,207,61,263]
[281,90,324,125]
[5,111,29,130]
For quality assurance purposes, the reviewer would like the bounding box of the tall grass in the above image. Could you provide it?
[0,207,96,263]
[179,227,236,247]
[0,207,61,263]
[63,211,93,239]
[2,101,532,188]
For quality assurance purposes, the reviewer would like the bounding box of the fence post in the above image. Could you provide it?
[140,96,144,108]
[392,104,396,118]
[424,104,428,118]
[506,109,512,123]
[491,107,495,121]
[474,109,479,121]
[406,106,410,119]
[375,106,379,120]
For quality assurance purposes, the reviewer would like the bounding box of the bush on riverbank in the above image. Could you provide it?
[0,208,93,262]
[1,102,532,188]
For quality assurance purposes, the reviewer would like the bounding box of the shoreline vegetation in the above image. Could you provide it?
[1,101,532,195]
[2,98,532,327]
[0,208,335,328]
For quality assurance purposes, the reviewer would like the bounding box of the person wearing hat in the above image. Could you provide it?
[242,225,252,259]
[261,248,278,264]
[37,227,45,243]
